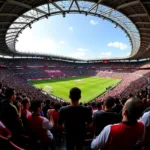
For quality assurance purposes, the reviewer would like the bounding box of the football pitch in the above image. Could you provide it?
[30,77,121,103]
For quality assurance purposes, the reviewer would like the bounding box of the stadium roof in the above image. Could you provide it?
[0,0,150,60]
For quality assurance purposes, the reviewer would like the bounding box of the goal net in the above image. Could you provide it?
[43,86,52,93]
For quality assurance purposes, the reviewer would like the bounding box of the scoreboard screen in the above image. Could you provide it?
[103,60,109,63]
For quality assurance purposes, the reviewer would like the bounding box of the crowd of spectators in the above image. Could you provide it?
[0,59,150,149]
[0,83,150,150]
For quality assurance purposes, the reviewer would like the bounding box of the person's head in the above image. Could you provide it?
[97,102,102,110]
[16,96,23,103]
[45,100,50,106]
[128,93,133,99]
[22,98,30,110]
[104,96,115,110]
[54,102,61,111]
[122,98,144,122]
[62,102,67,106]
[69,87,81,102]
[31,100,43,114]
[139,90,146,98]
[5,88,16,102]
[50,102,54,107]
[121,97,127,106]
[91,102,96,109]
[114,98,120,105]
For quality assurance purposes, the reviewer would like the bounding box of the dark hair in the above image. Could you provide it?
[45,100,50,106]
[115,98,120,104]
[5,88,15,100]
[91,102,96,108]
[22,98,30,107]
[142,98,147,104]
[97,102,102,109]
[31,100,43,112]
[124,98,144,121]
[69,87,81,102]
[16,96,23,103]
[129,93,133,98]
[104,96,114,108]
[62,102,67,106]
[54,102,61,111]
[121,97,127,105]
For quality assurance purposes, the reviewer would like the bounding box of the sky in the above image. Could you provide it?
[16,14,131,60]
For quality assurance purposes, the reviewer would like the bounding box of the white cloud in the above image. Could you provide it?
[90,20,99,25]
[100,52,112,58]
[107,42,128,50]
[16,28,59,55]
[59,41,65,44]
[68,26,73,31]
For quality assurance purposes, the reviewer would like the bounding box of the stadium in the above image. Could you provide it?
[0,0,150,150]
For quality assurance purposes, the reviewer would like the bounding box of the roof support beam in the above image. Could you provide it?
[141,33,150,36]
[0,13,18,17]
[101,8,114,16]
[6,38,14,42]
[9,28,22,30]
[0,29,6,31]
[22,15,36,19]
[68,0,74,11]
[6,0,32,9]
[142,41,149,44]
[94,5,98,15]
[0,22,10,25]
[113,16,126,19]
[47,1,50,14]
[87,0,103,13]
[139,28,150,31]
[142,37,150,40]
[143,2,150,4]
[6,31,18,35]
[128,14,147,17]
[117,1,140,10]
[6,35,16,39]
[136,22,150,25]
[34,8,47,15]
[13,22,27,25]
[74,0,80,12]
[6,41,14,44]
[51,2,63,12]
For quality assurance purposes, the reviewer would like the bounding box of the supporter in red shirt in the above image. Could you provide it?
[91,98,144,150]
[47,102,61,128]
[47,102,62,142]
[27,100,55,150]
[21,98,31,129]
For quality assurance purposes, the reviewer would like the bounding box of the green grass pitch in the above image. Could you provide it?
[30,77,121,103]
